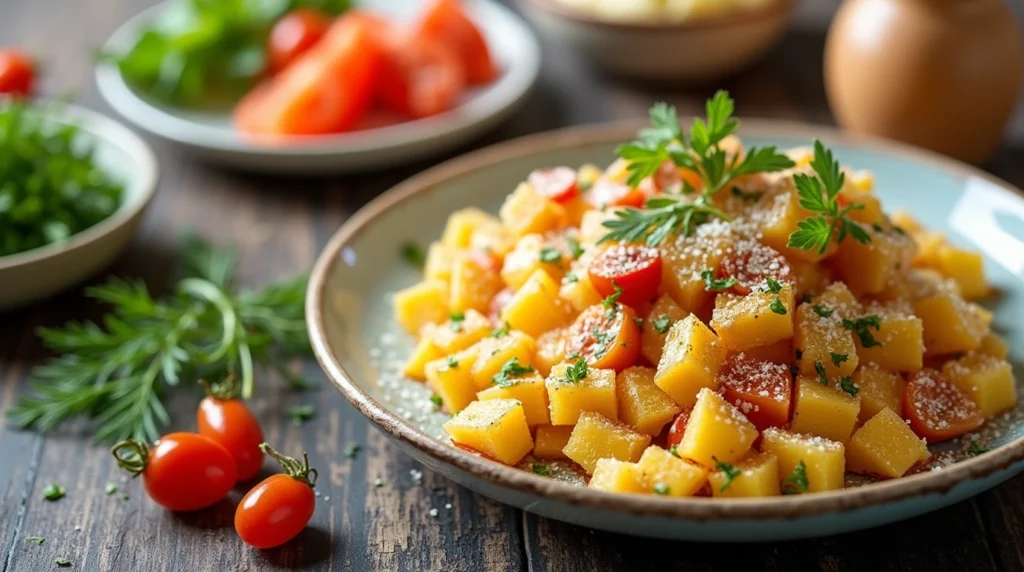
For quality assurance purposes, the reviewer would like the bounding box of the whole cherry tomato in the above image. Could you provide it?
[112,432,237,512]
[564,303,641,371]
[196,377,264,481]
[588,244,663,308]
[528,167,580,203]
[903,369,983,443]
[267,8,330,73]
[235,444,318,549]
[0,49,34,96]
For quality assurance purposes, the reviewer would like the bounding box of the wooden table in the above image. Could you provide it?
[3,1,1024,570]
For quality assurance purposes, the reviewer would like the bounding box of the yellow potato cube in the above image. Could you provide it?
[578,209,619,248]
[426,347,482,413]
[577,163,603,188]
[847,408,930,478]
[978,333,1009,360]
[442,208,501,248]
[760,190,837,263]
[736,339,793,364]
[709,452,781,498]
[449,253,503,314]
[562,412,651,474]
[428,309,491,354]
[854,302,924,373]
[535,328,569,377]
[533,425,574,459]
[616,367,681,436]
[501,234,565,290]
[546,364,618,425]
[403,337,442,381]
[477,372,549,426]
[443,398,533,465]
[761,428,846,493]
[470,331,537,389]
[830,224,914,296]
[793,303,859,380]
[942,353,1018,418]
[890,210,922,234]
[559,270,603,314]
[790,259,832,297]
[913,292,987,356]
[499,182,568,237]
[588,459,648,494]
[790,377,861,443]
[394,280,449,335]
[500,270,573,338]
[654,315,726,407]
[676,388,758,467]
[842,190,885,225]
[660,224,733,315]
[636,446,708,497]
[425,241,458,283]
[910,230,946,269]
[641,295,690,366]
[469,220,515,260]
[710,284,795,352]
[935,244,988,300]
[816,282,861,316]
[853,365,906,424]
[561,195,592,227]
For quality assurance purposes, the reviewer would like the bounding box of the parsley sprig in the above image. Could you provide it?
[713,456,741,493]
[563,359,589,383]
[701,269,737,292]
[492,358,536,387]
[787,141,871,254]
[782,461,809,495]
[843,315,883,348]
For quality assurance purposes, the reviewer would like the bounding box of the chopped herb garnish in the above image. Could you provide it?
[42,484,65,501]
[713,456,741,492]
[104,483,118,495]
[449,312,465,332]
[56,558,71,567]
[539,246,562,265]
[701,269,737,292]
[401,242,426,267]
[731,186,764,202]
[652,483,670,495]
[532,462,551,477]
[430,394,443,408]
[782,461,809,495]
[762,277,787,315]
[602,283,624,311]
[830,352,849,368]
[842,315,883,348]
[814,361,829,386]
[769,298,788,315]
[653,315,673,335]
[374,477,384,487]
[446,356,459,370]
[286,404,315,426]
[567,237,585,260]
[491,322,511,338]
[344,443,360,459]
[838,376,858,396]
[566,351,581,360]
[26,536,44,544]
[813,305,834,318]
[492,358,535,387]
[563,359,589,383]
[969,441,990,456]
[669,445,679,457]
[764,276,783,294]
[564,272,579,284]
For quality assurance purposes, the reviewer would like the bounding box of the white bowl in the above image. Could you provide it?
[0,103,158,310]
[94,0,541,175]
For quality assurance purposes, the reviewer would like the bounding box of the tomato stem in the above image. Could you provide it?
[260,443,318,487]
[111,439,150,477]
[200,373,241,401]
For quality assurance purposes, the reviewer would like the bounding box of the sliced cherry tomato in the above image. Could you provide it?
[488,287,515,323]
[718,354,792,430]
[903,369,983,443]
[416,0,496,85]
[565,304,641,371]
[528,167,580,203]
[586,179,646,209]
[196,378,264,481]
[638,162,703,196]
[587,245,663,308]
[267,8,330,74]
[720,241,794,295]
[0,49,34,96]
[235,16,381,135]
[112,433,237,512]
[235,444,317,549]
[666,409,691,447]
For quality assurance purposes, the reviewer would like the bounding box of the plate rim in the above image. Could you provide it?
[307,118,1024,521]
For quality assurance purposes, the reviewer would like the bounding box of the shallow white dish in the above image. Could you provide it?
[94,0,541,175]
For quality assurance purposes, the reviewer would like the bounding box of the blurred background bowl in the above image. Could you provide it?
[519,0,797,82]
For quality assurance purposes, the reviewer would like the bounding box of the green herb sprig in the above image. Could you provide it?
[786,141,871,254]
[843,315,883,348]
[563,359,589,383]
[782,460,809,495]
[713,456,741,493]
[492,358,535,387]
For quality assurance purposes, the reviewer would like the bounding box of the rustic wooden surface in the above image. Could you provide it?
[2,0,1024,570]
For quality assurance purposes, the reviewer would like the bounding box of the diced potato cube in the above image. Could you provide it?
[642,295,691,366]
[469,220,515,260]
[854,302,924,373]
[660,224,733,315]
[736,339,792,364]
[403,337,442,381]
[847,408,930,478]
[450,254,503,314]
[616,367,681,436]
[501,234,565,290]
[559,269,603,314]
[761,428,846,493]
[913,292,987,356]
[499,182,568,237]
[759,190,837,263]
[477,372,549,426]
[588,459,647,494]
[562,413,651,473]
[442,208,501,248]
[426,347,482,413]
[676,388,758,467]
[935,244,988,300]
[425,241,458,283]
[578,209,619,248]
[533,425,574,459]
[793,303,859,380]
[815,282,861,316]
[443,398,533,465]
[890,210,922,234]
[577,163,603,188]
[428,309,491,354]
[853,364,906,424]
[709,452,781,498]
[789,259,832,298]
[546,364,618,425]
[500,270,573,338]
[790,377,861,443]
[535,328,569,377]
[842,190,885,225]
[978,333,1009,360]
[654,315,726,407]
[830,223,914,296]
[710,284,795,351]
[470,331,537,389]
[394,280,449,335]
[636,446,707,497]
[942,353,1018,418]
[910,230,945,269]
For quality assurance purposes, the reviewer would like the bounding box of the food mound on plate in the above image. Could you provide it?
[392,91,1016,498]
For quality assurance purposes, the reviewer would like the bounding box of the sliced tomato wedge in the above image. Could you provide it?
[586,179,646,209]
[267,8,330,74]
[587,245,663,308]
[416,0,496,85]
[565,304,641,372]
[903,369,983,443]
[528,167,580,203]
[720,241,794,295]
[666,409,691,447]
[718,354,792,430]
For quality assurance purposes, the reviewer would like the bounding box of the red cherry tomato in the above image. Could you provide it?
[197,382,264,481]
[718,354,792,430]
[565,304,641,371]
[528,167,580,203]
[587,245,663,308]
[268,8,331,74]
[903,369,983,443]
[416,0,497,85]
[720,242,794,296]
[0,49,34,96]
[235,444,318,549]
[586,179,646,209]
[112,433,237,512]
[666,409,691,447]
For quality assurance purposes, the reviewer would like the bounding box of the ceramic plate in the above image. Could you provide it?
[94,0,540,174]
[307,121,1024,541]
[0,103,158,309]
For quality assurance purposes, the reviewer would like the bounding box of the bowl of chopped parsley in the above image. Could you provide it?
[0,99,158,309]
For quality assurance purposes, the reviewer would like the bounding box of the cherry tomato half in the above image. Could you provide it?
[112,433,237,512]
[588,245,663,308]
[666,409,691,447]
[197,385,264,481]
[235,444,318,549]
[415,0,497,85]
[720,242,794,296]
[586,179,646,209]
[565,304,641,371]
[528,167,580,203]
[903,369,983,443]
[268,8,331,74]
[718,354,792,430]
[0,49,34,96]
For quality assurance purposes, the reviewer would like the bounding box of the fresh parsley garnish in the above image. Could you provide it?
[446,356,459,370]
[26,536,44,544]
[652,483,670,495]
[713,456,741,493]
[539,246,562,265]
[449,312,465,332]
[532,462,551,477]
[492,358,535,387]
[344,443,360,459]
[653,315,673,335]
[564,272,579,284]
[567,237,585,260]
[769,298,788,315]
[669,445,679,457]
[814,361,829,386]
[968,441,990,456]
[842,315,883,348]
[830,352,848,368]
[430,394,443,408]
[838,376,858,396]
[42,484,65,501]
[787,140,871,254]
[600,196,730,246]
[400,242,426,267]
[601,283,624,311]
[491,322,510,338]
[286,404,315,426]
[762,277,787,315]
[813,305,833,318]
[782,461,809,495]
[563,359,588,383]
[701,269,737,292]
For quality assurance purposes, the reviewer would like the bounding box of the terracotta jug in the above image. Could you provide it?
[824,0,1024,164]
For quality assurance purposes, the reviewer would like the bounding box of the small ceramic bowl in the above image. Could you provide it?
[0,103,158,310]
[518,0,796,81]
